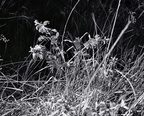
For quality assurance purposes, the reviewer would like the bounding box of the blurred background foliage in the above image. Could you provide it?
[0,0,144,62]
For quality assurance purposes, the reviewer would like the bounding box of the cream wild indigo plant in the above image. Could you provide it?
[29,45,47,60]
[30,20,60,61]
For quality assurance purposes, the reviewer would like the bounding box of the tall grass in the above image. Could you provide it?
[0,0,144,116]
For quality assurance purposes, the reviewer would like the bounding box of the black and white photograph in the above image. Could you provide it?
[0,0,144,115]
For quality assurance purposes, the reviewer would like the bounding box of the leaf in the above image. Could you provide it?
[34,20,48,33]
[73,37,82,50]
[38,35,48,41]
[114,90,124,94]
[34,20,39,25]
[43,20,50,25]
[120,99,129,110]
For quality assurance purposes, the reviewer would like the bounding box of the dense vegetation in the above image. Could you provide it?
[0,0,144,115]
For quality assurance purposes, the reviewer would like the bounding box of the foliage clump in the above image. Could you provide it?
[0,0,144,116]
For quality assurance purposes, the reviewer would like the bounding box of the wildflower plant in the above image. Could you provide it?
[30,19,117,87]
[29,45,47,60]
[1,0,144,115]
[30,20,60,62]
[84,34,109,49]
[28,20,66,79]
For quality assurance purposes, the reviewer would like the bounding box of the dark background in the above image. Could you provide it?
[0,0,144,62]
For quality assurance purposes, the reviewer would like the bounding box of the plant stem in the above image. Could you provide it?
[61,0,80,62]
[107,0,121,51]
